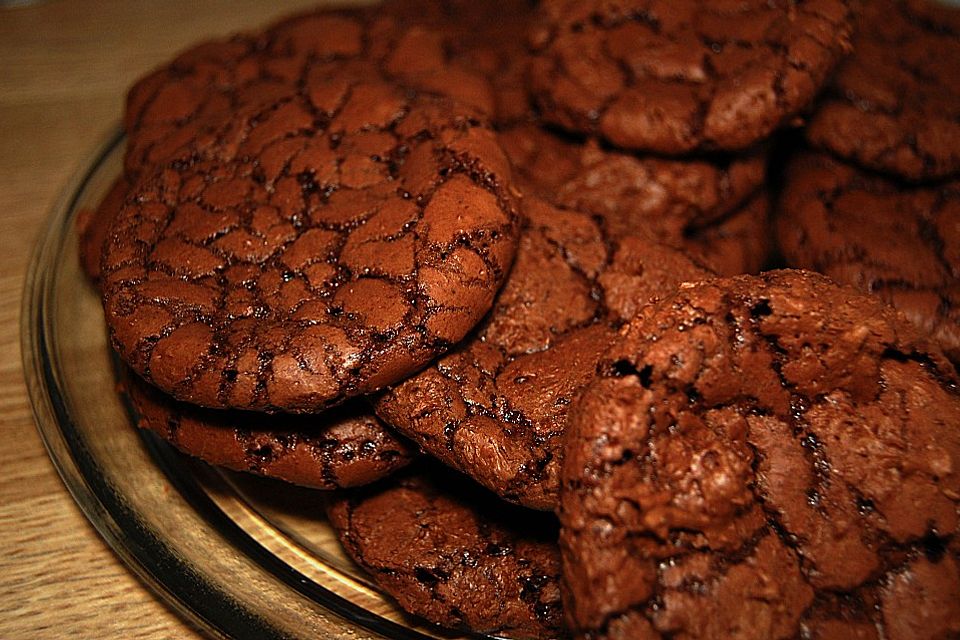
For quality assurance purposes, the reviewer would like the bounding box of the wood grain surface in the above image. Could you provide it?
[0,2,353,637]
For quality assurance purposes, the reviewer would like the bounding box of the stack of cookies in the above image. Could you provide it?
[77,1,960,638]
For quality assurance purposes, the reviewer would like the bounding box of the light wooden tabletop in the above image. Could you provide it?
[0,2,349,637]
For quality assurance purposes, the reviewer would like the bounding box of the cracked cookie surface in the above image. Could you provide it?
[560,270,960,639]
[123,5,523,180]
[777,152,960,365]
[527,0,856,154]
[326,466,565,639]
[126,369,412,489]
[102,76,520,413]
[376,196,712,510]
[379,0,537,125]
[806,0,960,181]
[498,123,770,276]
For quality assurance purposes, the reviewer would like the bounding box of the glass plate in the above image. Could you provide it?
[21,129,488,640]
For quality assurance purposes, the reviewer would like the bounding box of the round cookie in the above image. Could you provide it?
[376,196,713,509]
[777,152,960,364]
[528,0,856,154]
[560,270,960,639]
[123,6,511,179]
[498,123,769,271]
[806,0,960,182]
[326,466,564,639]
[101,78,520,413]
[552,138,766,237]
[126,370,413,489]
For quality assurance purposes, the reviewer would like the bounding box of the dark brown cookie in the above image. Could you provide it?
[379,0,537,125]
[126,370,412,489]
[326,466,565,639]
[552,138,766,238]
[499,123,770,276]
[806,0,960,182]
[122,6,513,179]
[777,152,960,364]
[77,176,131,283]
[528,0,856,154]
[122,33,261,179]
[101,77,520,413]
[376,197,712,510]
[561,270,960,639]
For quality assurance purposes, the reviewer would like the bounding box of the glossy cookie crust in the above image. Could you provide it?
[102,77,520,413]
[528,0,856,154]
[498,123,771,276]
[326,466,564,639]
[126,370,413,489]
[376,197,712,510]
[560,271,960,639]
[123,6,514,178]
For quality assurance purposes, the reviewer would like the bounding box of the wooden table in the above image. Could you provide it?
[0,2,345,637]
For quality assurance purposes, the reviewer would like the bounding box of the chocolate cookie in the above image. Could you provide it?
[123,6,511,179]
[777,152,960,364]
[552,139,766,238]
[126,370,412,489]
[77,175,130,282]
[123,32,263,178]
[499,124,770,276]
[326,466,564,639]
[561,270,960,639]
[528,0,856,154]
[376,197,712,509]
[379,0,537,125]
[101,77,520,413]
[806,0,960,181]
